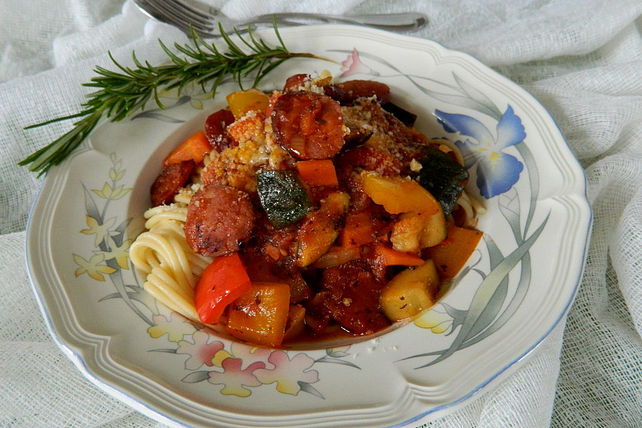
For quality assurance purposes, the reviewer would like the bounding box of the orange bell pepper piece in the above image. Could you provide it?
[373,244,424,267]
[425,224,483,279]
[226,282,291,347]
[226,88,270,119]
[361,172,440,215]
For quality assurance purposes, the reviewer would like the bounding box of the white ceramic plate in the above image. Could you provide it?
[26,25,591,427]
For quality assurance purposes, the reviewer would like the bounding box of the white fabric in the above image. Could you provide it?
[1,0,640,426]
[219,0,364,20]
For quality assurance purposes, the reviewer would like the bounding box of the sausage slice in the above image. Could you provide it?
[324,80,391,106]
[271,92,344,160]
[184,184,255,257]
[204,108,236,152]
[150,160,196,207]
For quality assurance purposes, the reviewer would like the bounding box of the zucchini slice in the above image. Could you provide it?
[295,192,350,267]
[257,169,311,229]
[417,146,468,216]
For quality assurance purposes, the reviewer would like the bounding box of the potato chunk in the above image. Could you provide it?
[390,210,447,253]
[380,260,440,321]
[295,191,350,267]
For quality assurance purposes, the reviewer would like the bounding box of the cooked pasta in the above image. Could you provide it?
[129,192,211,322]
[455,191,485,229]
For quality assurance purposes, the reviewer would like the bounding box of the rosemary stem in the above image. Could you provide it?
[20,24,332,176]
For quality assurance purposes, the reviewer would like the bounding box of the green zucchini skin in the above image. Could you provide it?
[417,147,469,216]
[257,169,311,229]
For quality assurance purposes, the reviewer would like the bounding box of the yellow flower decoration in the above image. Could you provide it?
[73,253,116,281]
[147,313,196,342]
[109,167,125,182]
[212,349,233,368]
[103,236,132,269]
[80,215,116,247]
[414,308,454,334]
[92,182,131,200]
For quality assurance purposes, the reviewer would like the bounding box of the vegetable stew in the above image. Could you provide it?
[146,73,483,347]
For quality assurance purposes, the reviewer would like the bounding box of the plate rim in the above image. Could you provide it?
[25,23,593,427]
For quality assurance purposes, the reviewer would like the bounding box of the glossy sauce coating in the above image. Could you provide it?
[324,80,391,105]
[317,260,391,335]
[271,92,345,160]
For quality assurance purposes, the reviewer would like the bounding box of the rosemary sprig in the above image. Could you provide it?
[20,23,329,176]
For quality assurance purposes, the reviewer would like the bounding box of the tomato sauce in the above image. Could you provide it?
[148,74,479,347]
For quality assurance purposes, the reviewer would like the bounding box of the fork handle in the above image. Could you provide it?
[245,12,428,32]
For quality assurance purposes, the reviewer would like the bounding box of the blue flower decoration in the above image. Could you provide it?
[435,106,525,198]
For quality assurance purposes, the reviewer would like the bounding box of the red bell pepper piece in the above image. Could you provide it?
[194,253,251,324]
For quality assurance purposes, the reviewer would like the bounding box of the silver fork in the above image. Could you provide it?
[133,0,428,37]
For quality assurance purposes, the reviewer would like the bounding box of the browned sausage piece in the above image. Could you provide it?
[204,108,236,152]
[321,260,391,335]
[271,92,344,160]
[150,160,196,207]
[184,184,255,257]
[324,80,391,106]
[282,73,310,92]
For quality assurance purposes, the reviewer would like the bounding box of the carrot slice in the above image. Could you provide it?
[373,244,424,267]
[296,160,339,187]
[163,130,212,166]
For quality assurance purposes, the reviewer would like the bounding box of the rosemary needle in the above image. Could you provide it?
[20,23,330,176]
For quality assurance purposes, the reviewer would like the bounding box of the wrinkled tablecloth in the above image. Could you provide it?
[1,1,640,427]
